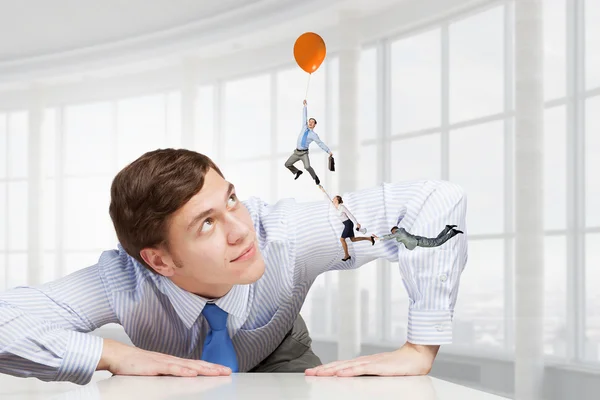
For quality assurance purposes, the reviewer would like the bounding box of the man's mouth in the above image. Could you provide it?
[231,242,256,262]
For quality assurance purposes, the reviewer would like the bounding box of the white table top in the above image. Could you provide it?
[0,372,510,400]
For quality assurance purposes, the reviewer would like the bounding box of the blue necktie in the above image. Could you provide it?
[201,303,239,372]
[301,128,310,149]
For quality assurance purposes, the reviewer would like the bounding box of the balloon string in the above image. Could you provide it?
[305,73,312,100]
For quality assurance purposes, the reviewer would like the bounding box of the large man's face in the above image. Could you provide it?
[149,168,265,297]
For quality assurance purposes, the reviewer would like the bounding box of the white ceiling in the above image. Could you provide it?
[0,0,261,61]
[0,0,421,85]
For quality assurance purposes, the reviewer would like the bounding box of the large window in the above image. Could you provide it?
[544,0,567,101]
[276,67,326,154]
[391,134,441,182]
[449,6,504,123]
[391,29,441,134]
[224,74,271,161]
[585,96,600,227]
[585,96,600,361]
[454,239,505,348]
[449,121,504,235]
[0,112,29,291]
[586,0,600,90]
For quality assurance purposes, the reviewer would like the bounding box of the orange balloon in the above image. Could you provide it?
[293,32,327,74]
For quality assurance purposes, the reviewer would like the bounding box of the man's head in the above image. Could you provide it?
[109,149,265,298]
[308,117,317,130]
[390,226,399,234]
[333,195,343,206]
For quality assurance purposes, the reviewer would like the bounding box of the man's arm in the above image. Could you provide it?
[292,180,468,344]
[310,132,331,155]
[0,265,117,384]
[378,232,399,241]
[302,100,308,127]
[0,260,232,384]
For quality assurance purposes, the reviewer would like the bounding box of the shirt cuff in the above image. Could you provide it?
[406,309,453,345]
[55,331,104,385]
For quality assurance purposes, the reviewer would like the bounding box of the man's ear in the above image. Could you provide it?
[140,247,175,277]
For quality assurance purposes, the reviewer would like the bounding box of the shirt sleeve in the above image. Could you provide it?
[302,105,307,128]
[310,132,330,153]
[290,180,468,346]
[0,264,119,385]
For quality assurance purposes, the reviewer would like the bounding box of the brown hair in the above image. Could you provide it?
[109,148,223,271]
[334,195,343,204]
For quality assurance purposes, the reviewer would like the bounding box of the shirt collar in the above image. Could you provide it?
[157,276,250,329]
[119,244,251,329]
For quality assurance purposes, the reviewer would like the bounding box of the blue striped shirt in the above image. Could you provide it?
[296,105,330,153]
[0,180,468,385]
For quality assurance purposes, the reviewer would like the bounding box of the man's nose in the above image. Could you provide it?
[226,218,249,244]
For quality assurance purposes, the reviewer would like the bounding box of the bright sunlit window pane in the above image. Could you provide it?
[0,183,5,251]
[586,0,600,90]
[544,106,567,231]
[8,112,28,179]
[278,153,326,203]
[450,6,504,123]
[166,91,182,149]
[64,177,114,251]
[585,233,600,361]
[327,57,339,148]
[544,0,567,101]
[544,235,567,357]
[452,239,504,348]
[65,252,100,276]
[357,144,377,191]
[0,253,5,291]
[221,160,272,203]
[449,121,504,235]
[224,74,271,160]
[358,47,377,142]
[277,67,326,154]
[117,95,166,169]
[42,179,55,251]
[0,114,5,179]
[197,85,216,160]
[585,96,600,227]
[41,252,56,285]
[6,253,27,289]
[41,109,56,178]
[391,133,441,182]
[391,28,441,134]
[65,102,114,176]
[8,181,27,251]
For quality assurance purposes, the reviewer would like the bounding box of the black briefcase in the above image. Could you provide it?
[328,155,335,172]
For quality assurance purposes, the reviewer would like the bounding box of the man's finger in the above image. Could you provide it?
[335,364,374,377]
[163,363,200,377]
[314,360,371,376]
[306,354,376,374]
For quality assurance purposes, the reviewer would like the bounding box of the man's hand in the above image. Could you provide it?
[303,99,307,106]
[329,151,333,157]
[305,342,439,377]
[357,224,361,230]
[97,338,231,377]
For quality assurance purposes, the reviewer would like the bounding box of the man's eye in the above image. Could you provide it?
[228,194,238,207]
[200,218,214,232]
